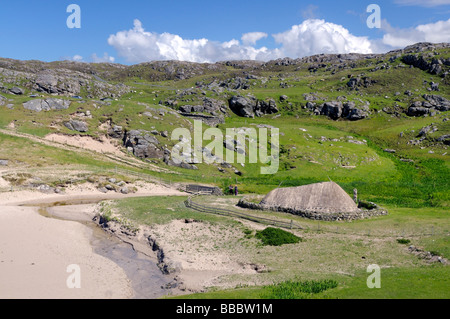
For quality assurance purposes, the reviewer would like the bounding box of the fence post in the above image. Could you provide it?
[290,220,293,230]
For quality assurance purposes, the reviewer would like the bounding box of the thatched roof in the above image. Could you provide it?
[260,182,359,214]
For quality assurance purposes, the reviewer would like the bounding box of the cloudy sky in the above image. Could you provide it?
[1,0,449,64]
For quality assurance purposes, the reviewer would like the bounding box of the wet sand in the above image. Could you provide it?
[46,204,172,299]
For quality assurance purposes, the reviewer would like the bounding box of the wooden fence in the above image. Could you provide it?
[184,196,305,230]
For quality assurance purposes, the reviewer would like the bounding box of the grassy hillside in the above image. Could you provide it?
[0,42,448,299]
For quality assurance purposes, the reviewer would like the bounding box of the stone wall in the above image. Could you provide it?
[237,198,388,222]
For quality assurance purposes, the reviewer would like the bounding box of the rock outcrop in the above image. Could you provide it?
[307,101,369,121]
[228,95,279,118]
[123,130,164,159]
[407,94,450,117]
[23,98,71,112]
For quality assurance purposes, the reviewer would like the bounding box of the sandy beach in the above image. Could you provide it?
[0,206,134,299]
[0,182,185,299]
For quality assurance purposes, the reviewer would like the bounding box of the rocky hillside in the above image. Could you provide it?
[0,42,449,197]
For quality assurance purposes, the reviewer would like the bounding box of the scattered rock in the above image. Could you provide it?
[437,134,450,145]
[98,187,108,193]
[9,87,24,95]
[418,124,438,137]
[37,184,55,194]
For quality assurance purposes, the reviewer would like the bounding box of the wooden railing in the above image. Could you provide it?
[184,196,305,230]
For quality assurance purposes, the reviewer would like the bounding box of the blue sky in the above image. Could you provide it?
[0,0,449,64]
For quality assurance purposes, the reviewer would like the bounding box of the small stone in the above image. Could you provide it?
[105,184,115,191]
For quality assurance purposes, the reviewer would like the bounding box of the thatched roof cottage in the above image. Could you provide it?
[260,182,359,215]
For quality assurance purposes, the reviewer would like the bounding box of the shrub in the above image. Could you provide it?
[255,227,302,246]
[397,238,411,245]
[265,279,338,299]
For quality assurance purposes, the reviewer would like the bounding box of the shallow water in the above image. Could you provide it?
[34,201,172,299]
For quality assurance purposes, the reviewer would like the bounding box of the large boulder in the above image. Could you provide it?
[321,102,343,120]
[64,120,88,132]
[23,99,71,112]
[343,102,369,121]
[9,87,24,95]
[229,96,256,118]
[124,130,164,159]
[34,73,59,94]
[228,96,279,118]
[256,98,279,116]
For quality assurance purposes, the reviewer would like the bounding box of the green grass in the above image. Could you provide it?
[111,195,239,226]
[262,279,338,299]
[170,266,449,299]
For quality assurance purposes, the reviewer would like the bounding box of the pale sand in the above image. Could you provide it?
[0,181,185,207]
[147,219,258,292]
[44,133,124,157]
[0,181,186,299]
[0,206,134,299]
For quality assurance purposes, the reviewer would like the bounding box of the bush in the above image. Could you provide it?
[397,238,411,245]
[255,227,302,246]
[265,279,338,299]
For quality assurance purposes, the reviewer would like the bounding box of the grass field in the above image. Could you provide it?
[103,194,449,299]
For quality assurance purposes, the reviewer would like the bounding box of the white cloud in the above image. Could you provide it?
[394,0,450,7]
[108,19,278,63]
[108,19,379,63]
[107,18,450,63]
[382,18,450,48]
[91,53,115,63]
[241,32,268,45]
[72,55,83,62]
[272,19,373,58]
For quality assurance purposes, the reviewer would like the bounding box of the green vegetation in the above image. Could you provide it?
[0,45,449,299]
[255,227,302,246]
[397,238,411,245]
[263,279,338,299]
[175,266,449,299]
